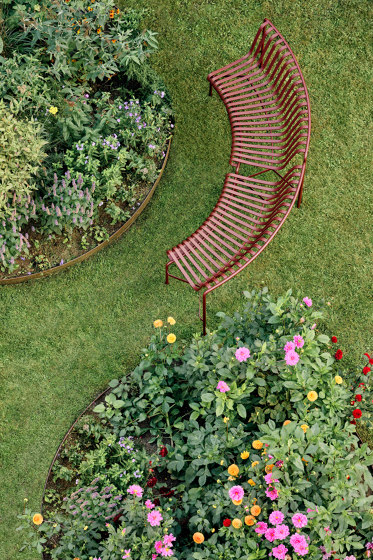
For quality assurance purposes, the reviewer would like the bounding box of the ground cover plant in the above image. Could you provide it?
[0,0,173,276]
[1,1,372,558]
[17,290,373,559]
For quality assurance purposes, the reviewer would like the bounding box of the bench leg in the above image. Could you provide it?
[165,260,173,284]
[297,176,304,208]
[202,290,208,335]
[209,82,213,97]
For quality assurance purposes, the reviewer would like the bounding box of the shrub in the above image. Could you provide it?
[0,100,47,214]
[15,0,158,85]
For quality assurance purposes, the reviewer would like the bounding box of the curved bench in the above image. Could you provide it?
[165,19,311,334]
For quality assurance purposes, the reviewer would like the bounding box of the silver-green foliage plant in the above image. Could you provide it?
[0,100,46,213]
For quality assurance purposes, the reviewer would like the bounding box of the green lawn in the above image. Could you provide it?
[1,1,372,558]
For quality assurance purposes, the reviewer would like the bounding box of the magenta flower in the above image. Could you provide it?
[147,509,163,526]
[265,527,276,542]
[290,533,306,548]
[127,484,143,498]
[311,323,316,330]
[155,540,163,553]
[265,486,279,500]
[269,510,284,525]
[163,534,176,545]
[217,380,230,393]
[229,485,244,501]
[254,521,268,535]
[145,499,155,509]
[264,472,278,485]
[272,544,289,559]
[274,524,290,540]
[235,347,250,362]
[303,297,312,307]
[160,547,173,557]
[292,513,308,528]
[284,341,295,353]
[293,335,305,348]
[285,350,300,366]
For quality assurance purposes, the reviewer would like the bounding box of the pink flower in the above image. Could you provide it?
[235,347,251,362]
[152,555,158,560]
[265,486,279,500]
[122,551,131,559]
[265,527,276,542]
[163,534,176,545]
[311,323,316,330]
[293,335,304,348]
[264,472,276,484]
[229,485,244,501]
[290,534,306,548]
[147,509,163,527]
[272,544,289,559]
[145,500,155,509]
[155,541,163,553]
[274,524,290,540]
[160,547,174,557]
[292,513,308,528]
[285,350,300,366]
[284,341,295,353]
[217,380,230,393]
[269,510,284,525]
[303,297,312,307]
[293,541,309,556]
[127,484,143,498]
[254,521,268,535]
[344,557,356,560]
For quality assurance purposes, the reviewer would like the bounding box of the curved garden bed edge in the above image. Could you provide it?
[2,136,172,285]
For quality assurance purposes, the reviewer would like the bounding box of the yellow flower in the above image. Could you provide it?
[212,505,217,508]
[228,476,235,481]
[223,416,229,423]
[335,375,343,384]
[252,440,263,450]
[167,316,176,325]
[211,528,215,533]
[217,479,221,483]
[248,479,256,486]
[251,505,261,516]
[97,28,102,34]
[307,391,318,402]
[232,518,242,529]
[232,499,242,505]
[244,515,255,526]
[240,451,250,460]
[153,319,163,328]
[53,523,57,527]
[251,461,259,468]
[220,460,224,465]
[77,29,80,34]
[48,106,58,115]
[283,420,291,426]
[33,513,43,525]
[167,333,176,344]
[301,424,309,433]
[84,526,88,530]
[193,532,204,543]
[227,464,239,477]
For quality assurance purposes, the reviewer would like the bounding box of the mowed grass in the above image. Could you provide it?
[0,1,372,558]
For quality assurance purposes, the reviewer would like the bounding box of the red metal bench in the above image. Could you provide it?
[165,19,311,334]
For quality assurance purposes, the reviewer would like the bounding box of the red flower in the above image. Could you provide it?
[334,349,343,360]
[223,519,231,527]
[331,336,337,343]
[351,401,355,406]
[352,409,362,419]
[363,366,371,375]
[370,358,373,365]
[159,446,168,457]
[350,420,356,425]
[153,498,160,507]
[147,477,158,488]
[358,382,365,387]
[355,394,362,402]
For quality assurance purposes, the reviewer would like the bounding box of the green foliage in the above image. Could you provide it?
[14,0,158,85]
[0,100,46,213]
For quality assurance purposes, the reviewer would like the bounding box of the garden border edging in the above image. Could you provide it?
[1,137,172,285]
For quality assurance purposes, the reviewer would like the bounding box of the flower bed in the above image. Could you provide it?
[18,290,373,559]
[0,1,173,280]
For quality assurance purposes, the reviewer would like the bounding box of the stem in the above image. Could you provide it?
[165,411,174,447]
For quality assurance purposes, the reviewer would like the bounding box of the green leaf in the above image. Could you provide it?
[237,404,246,418]
[216,400,224,416]
[93,403,105,413]
[201,393,215,403]
[254,377,266,386]
[317,334,330,344]
[0,38,3,55]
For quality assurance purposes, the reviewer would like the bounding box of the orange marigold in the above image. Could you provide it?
[252,440,263,450]
[153,319,163,328]
[232,499,242,505]
[232,518,242,529]
[227,464,239,477]
[193,532,204,544]
[265,464,274,473]
[244,515,255,526]
[33,513,43,525]
[251,505,261,516]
